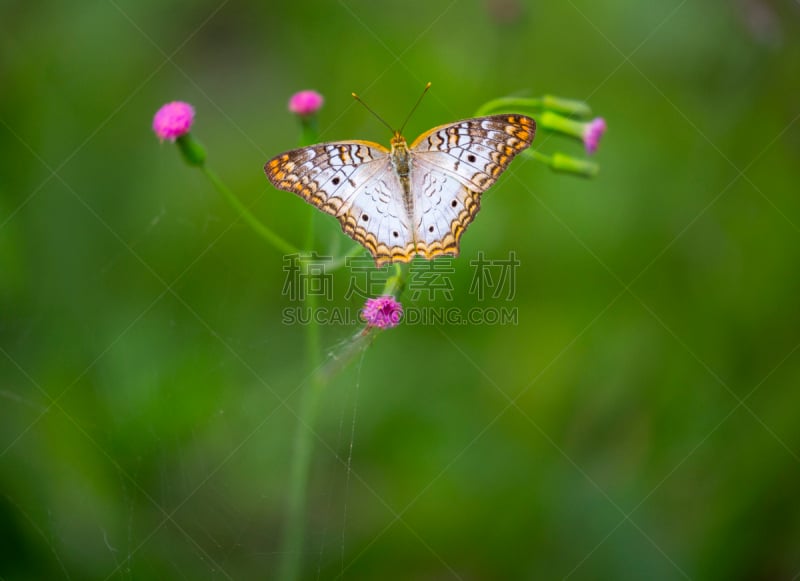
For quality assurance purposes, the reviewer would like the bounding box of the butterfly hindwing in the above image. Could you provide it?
[409,157,481,259]
[342,172,416,265]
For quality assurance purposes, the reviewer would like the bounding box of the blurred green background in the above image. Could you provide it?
[2,0,800,579]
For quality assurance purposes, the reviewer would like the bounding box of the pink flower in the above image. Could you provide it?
[583,117,607,154]
[362,295,403,329]
[152,101,195,141]
[288,90,324,116]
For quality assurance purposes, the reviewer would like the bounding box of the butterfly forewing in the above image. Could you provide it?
[410,115,535,192]
[265,141,386,215]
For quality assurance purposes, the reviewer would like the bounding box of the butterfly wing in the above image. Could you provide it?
[408,114,535,258]
[265,141,415,265]
[408,158,483,260]
[265,115,535,266]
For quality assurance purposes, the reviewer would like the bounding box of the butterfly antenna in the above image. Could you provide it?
[351,92,394,134]
[399,82,431,134]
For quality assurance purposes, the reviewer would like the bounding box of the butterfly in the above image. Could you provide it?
[264,90,535,266]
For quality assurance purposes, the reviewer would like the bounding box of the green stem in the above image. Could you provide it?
[304,270,322,373]
[538,110,586,141]
[278,180,322,581]
[276,259,408,581]
[523,149,553,165]
[329,244,366,271]
[299,116,320,148]
[303,215,322,373]
[521,149,599,178]
[277,362,324,581]
[474,97,542,117]
[475,95,592,118]
[200,166,299,256]
[540,95,592,118]
[384,263,406,297]
[278,318,322,581]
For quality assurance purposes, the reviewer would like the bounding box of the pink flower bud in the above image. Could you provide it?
[152,101,195,141]
[582,117,607,154]
[288,90,324,116]
[362,295,403,329]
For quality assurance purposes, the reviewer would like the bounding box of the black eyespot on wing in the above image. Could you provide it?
[362,214,369,221]
[332,177,340,185]
[451,200,458,208]
[428,226,434,233]
[393,231,399,238]
[467,154,476,163]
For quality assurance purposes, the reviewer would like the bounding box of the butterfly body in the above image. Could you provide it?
[265,114,535,266]
[388,133,414,234]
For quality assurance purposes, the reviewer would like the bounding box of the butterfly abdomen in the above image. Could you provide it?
[389,135,420,247]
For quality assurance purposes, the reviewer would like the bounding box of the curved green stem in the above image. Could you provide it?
[384,263,406,297]
[475,95,592,118]
[329,244,366,271]
[200,166,299,255]
[474,97,542,117]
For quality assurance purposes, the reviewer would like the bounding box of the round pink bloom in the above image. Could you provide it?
[152,101,195,141]
[288,90,324,116]
[362,295,403,329]
[583,117,607,154]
